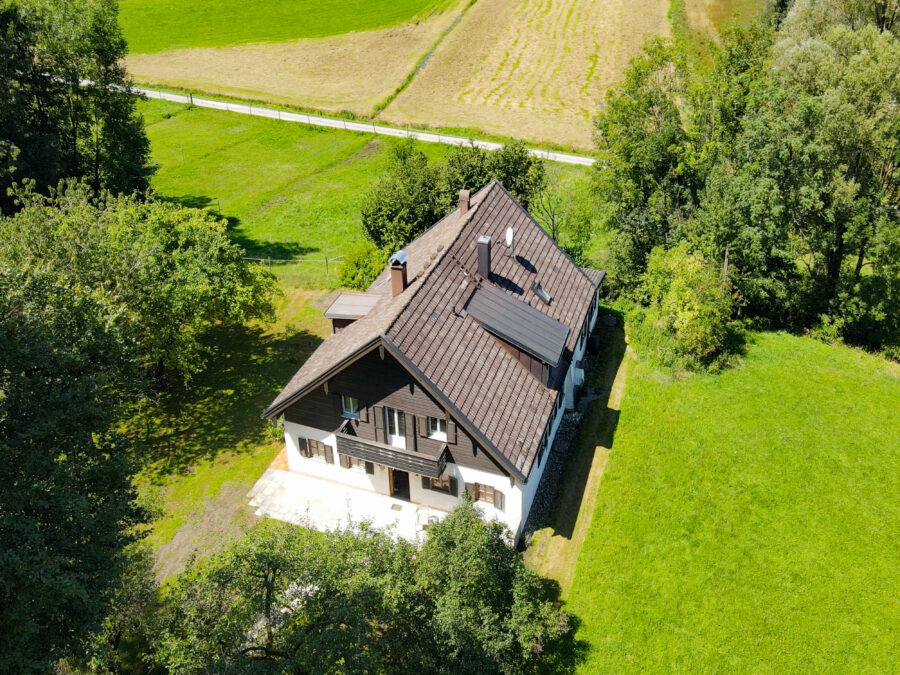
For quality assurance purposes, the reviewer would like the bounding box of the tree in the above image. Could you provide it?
[361,139,444,251]
[361,140,547,253]
[152,503,571,674]
[154,521,430,673]
[0,0,152,214]
[0,182,278,381]
[418,498,570,674]
[338,240,390,290]
[595,5,900,357]
[0,264,140,672]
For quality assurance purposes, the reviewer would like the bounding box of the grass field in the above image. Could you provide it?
[382,0,671,148]
[141,98,594,287]
[124,0,765,145]
[563,332,900,671]
[120,0,454,54]
[131,288,330,579]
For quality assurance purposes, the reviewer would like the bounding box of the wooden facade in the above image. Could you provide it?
[282,349,509,477]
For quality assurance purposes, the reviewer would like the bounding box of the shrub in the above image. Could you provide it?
[338,241,389,290]
[634,244,734,367]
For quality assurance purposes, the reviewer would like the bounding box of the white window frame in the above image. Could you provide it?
[384,406,406,449]
[426,416,447,442]
[341,394,359,420]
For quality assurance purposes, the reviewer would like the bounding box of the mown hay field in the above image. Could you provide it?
[125,0,469,116]
[381,0,672,149]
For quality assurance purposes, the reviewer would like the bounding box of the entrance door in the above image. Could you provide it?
[389,469,410,501]
[384,406,406,449]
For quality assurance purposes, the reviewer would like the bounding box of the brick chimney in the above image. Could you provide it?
[389,251,408,297]
[477,235,491,279]
[459,189,470,217]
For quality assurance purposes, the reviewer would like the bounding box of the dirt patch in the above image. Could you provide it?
[381,0,670,149]
[154,482,259,581]
[127,3,467,116]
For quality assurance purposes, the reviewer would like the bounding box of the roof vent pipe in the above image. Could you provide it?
[477,235,491,279]
[459,189,470,217]
[389,250,408,297]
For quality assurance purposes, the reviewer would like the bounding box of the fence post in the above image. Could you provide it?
[325,256,329,278]
[267,257,271,268]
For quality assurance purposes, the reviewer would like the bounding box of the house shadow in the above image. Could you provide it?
[523,315,627,542]
[159,193,319,260]
[128,321,323,481]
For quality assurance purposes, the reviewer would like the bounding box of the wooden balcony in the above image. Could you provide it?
[335,425,448,478]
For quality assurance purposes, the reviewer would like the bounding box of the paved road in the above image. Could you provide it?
[135,87,597,167]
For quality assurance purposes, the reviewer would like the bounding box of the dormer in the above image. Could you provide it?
[323,292,380,333]
[463,283,569,387]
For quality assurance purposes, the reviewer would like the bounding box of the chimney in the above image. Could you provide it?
[477,235,491,279]
[389,251,408,297]
[459,189,470,217]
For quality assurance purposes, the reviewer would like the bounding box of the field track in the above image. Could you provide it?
[135,86,596,166]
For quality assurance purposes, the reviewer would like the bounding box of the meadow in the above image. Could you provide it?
[123,0,766,146]
[119,0,455,54]
[564,332,900,671]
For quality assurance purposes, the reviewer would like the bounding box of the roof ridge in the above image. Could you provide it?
[381,193,487,337]
[482,180,598,288]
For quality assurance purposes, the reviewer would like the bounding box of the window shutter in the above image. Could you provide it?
[405,413,416,451]
[339,454,350,468]
[421,476,431,490]
[494,489,505,512]
[417,415,427,438]
[298,437,310,457]
[449,476,458,497]
[373,406,384,443]
[446,419,456,444]
[358,404,368,423]
[324,444,334,464]
[464,482,475,498]
[364,461,374,474]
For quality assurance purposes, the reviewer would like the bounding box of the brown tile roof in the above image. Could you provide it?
[264,181,601,480]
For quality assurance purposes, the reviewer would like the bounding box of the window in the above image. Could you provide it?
[427,416,447,441]
[339,454,366,470]
[305,438,334,463]
[466,482,505,511]
[476,483,495,503]
[430,475,451,492]
[341,395,359,419]
[384,407,406,449]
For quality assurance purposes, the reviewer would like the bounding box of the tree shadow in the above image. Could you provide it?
[159,193,319,259]
[127,322,322,481]
[538,577,590,673]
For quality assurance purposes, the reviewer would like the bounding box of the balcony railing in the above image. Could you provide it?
[335,426,448,478]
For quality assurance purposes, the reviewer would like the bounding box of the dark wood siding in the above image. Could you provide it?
[283,350,508,477]
[335,433,446,478]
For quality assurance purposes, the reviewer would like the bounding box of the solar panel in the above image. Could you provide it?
[465,284,569,366]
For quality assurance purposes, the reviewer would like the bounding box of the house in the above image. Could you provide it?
[261,181,604,541]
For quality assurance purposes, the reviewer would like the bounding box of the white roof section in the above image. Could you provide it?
[323,293,381,320]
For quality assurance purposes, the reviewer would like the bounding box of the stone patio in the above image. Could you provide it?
[247,452,440,541]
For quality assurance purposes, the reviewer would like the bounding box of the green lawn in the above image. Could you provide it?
[120,0,454,54]
[567,332,900,671]
[141,99,447,287]
[141,98,594,288]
